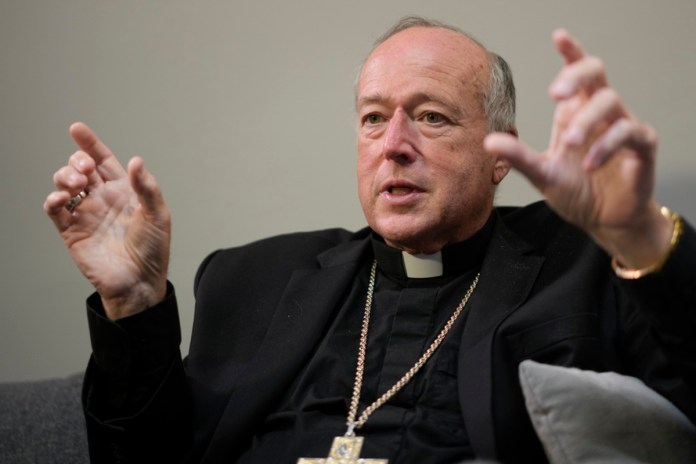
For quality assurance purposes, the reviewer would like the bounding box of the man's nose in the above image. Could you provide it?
[382,110,417,164]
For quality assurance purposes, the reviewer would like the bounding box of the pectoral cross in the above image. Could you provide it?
[297,435,388,464]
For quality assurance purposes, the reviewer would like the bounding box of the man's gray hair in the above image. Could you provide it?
[368,16,516,133]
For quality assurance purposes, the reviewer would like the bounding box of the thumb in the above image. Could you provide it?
[484,133,546,190]
[127,157,167,219]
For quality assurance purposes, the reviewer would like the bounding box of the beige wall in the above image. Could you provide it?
[2,0,695,381]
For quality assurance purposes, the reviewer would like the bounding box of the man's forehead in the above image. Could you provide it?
[366,26,488,67]
[356,26,489,109]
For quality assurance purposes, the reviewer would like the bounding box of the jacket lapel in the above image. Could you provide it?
[201,235,372,461]
[200,216,546,461]
[457,215,544,460]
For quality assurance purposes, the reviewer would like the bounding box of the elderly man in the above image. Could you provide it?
[45,16,696,464]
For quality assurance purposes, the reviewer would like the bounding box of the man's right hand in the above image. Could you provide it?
[44,122,171,320]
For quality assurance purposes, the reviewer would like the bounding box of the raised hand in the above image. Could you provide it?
[44,122,170,319]
[485,29,673,269]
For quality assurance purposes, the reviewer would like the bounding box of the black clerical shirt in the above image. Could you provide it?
[237,218,494,464]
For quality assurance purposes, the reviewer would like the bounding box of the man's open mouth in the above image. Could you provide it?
[389,187,415,195]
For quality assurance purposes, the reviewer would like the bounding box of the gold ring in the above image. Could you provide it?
[65,189,88,212]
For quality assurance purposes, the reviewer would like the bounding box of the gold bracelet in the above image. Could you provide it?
[611,206,683,280]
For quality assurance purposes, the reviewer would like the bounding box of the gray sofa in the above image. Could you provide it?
[0,372,88,463]
[2,363,695,463]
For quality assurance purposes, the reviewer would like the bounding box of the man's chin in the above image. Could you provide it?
[375,225,442,254]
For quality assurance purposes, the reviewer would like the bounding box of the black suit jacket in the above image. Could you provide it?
[83,202,696,463]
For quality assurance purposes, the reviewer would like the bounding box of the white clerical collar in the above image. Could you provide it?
[401,251,444,278]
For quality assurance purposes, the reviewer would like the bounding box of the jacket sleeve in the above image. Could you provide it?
[615,219,696,423]
[82,283,193,463]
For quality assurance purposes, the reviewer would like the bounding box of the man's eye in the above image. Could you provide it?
[424,112,445,124]
[364,114,384,125]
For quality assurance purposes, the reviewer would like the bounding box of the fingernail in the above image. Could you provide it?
[551,80,573,98]
[564,126,585,146]
[583,154,598,171]
[583,144,602,171]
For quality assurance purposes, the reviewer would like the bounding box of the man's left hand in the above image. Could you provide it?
[484,29,673,270]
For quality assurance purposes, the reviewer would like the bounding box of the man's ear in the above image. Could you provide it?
[493,158,511,185]
[491,127,517,185]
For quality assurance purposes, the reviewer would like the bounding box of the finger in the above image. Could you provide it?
[127,157,168,221]
[550,55,608,100]
[584,118,657,171]
[68,150,103,188]
[70,122,127,181]
[563,87,628,148]
[50,151,101,215]
[52,164,88,193]
[548,97,585,153]
[43,190,74,232]
[553,28,585,65]
[484,133,547,189]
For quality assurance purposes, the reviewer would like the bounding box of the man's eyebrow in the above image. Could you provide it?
[411,92,466,118]
[355,93,385,109]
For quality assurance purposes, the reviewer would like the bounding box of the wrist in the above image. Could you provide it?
[611,206,683,279]
[101,280,168,320]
